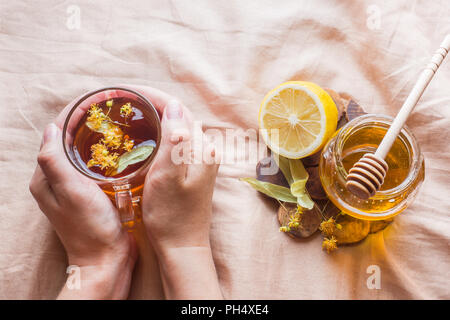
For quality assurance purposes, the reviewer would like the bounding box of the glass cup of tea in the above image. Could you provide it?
[62,87,161,228]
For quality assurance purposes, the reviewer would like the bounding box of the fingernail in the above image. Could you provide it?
[43,123,57,145]
[166,100,183,119]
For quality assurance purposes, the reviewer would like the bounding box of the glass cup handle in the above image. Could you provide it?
[113,184,135,229]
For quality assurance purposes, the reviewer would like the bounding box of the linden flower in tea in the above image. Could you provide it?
[87,143,119,169]
[73,98,157,178]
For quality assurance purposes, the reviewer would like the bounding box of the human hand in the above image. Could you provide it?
[131,88,222,299]
[29,103,137,300]
[141,99,220,252]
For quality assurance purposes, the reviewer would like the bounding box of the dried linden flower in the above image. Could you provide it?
[122,138,134,152]
[288,209,302,229]
[87,143,119,170]
[101,126,124,149]
[120,102,133,117]
[322,236,338,253]
[320,217,338,237]
[280,205,303,232]
[102,152,119,169]
[87,103,108,130]
[84,100,139,175]
[90,143,108,158]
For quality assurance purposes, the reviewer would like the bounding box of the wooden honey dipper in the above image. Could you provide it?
[346,35,450,200]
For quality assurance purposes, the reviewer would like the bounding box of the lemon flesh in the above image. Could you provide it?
[259,81,338,159]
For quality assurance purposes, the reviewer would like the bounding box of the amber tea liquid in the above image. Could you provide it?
[72,97,158,180]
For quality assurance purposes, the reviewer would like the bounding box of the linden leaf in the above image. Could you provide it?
[273,155,315,209]
[289,159,314,209]
[289,158,309,182]
[240,178,297,203]
[274,155,293,185]
[295,191,314,209]
[116,143,154,174]
[86,120,113,134]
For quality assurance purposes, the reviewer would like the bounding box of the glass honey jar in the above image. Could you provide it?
[319,114,425,220]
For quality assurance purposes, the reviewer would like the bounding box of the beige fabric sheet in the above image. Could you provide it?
[0,0,449,299]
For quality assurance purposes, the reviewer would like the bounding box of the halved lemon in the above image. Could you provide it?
[259,81,338,159]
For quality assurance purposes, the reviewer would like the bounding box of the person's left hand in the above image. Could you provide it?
[29,101,137,300]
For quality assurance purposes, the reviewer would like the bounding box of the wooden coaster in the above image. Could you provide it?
[325,88,345,120]
[306,166,328,200]
[278,203,321,238]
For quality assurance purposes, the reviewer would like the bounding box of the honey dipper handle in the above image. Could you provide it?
[375,35,450,160]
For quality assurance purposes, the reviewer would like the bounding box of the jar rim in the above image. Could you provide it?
[333,114,423,199]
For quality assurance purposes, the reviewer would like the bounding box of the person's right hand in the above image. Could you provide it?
[142,99,220,252]
[130,87,222,299]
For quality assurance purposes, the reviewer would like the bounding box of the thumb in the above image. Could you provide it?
[150,100,192,180]
[38,123,78,187]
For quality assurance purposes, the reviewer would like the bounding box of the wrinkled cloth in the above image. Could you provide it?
[0,0,449,299]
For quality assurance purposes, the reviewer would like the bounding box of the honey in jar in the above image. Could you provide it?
[319,114,425,220]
